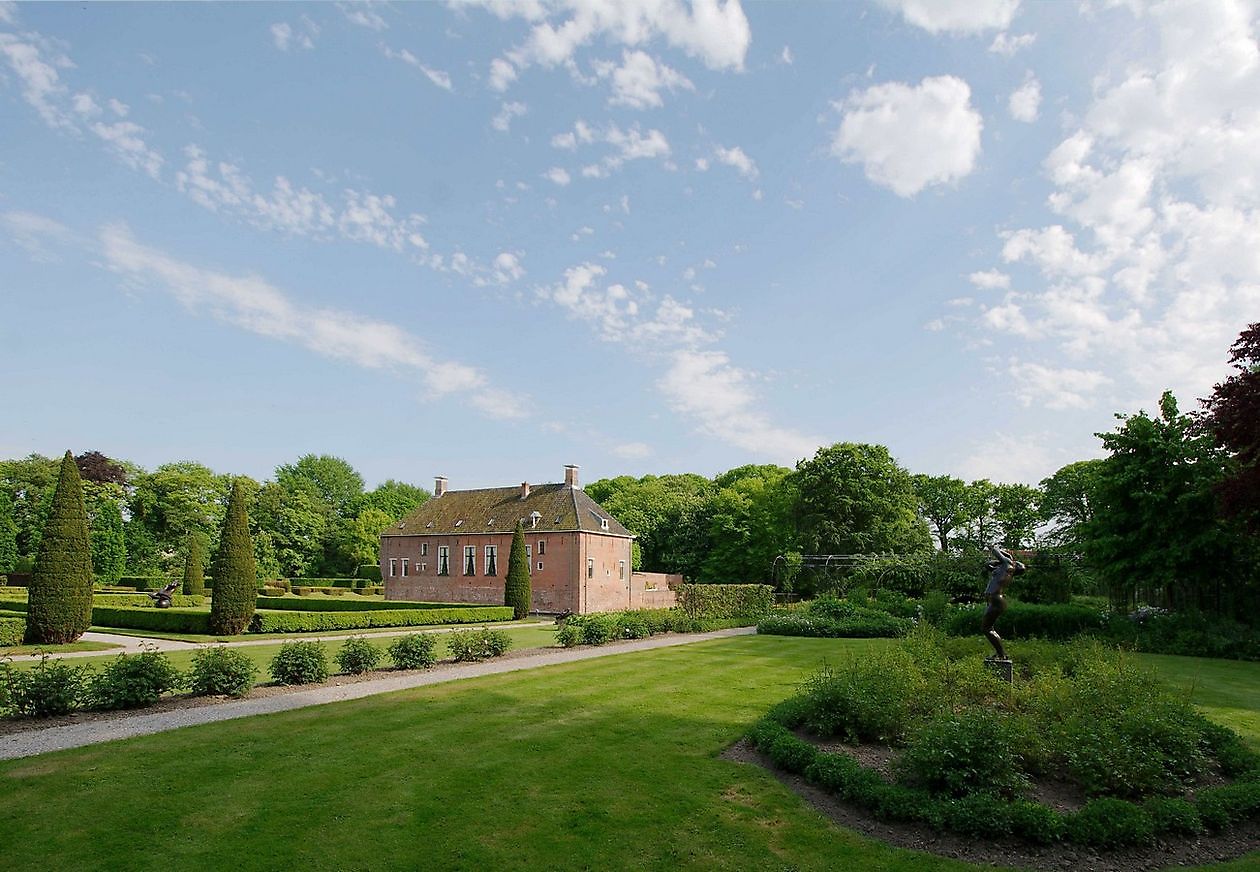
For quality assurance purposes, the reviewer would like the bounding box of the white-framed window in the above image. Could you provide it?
[438,546,449,576]
[420,562,427,573]
[601,518,609,530]
[537,561,544,571]
[618,560,626,580]
[402,558,409,578]
[538,540,546,555]
[421,543,429,557]
[464,546,476,576]
[389,558,397,578]
[525,545,532,573]
[587,557,595,579]
[485,545,498,576]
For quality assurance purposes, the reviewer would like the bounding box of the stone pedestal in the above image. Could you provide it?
[984,657,1013,683]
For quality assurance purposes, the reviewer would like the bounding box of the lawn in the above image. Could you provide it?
[2,635,1257,871]
[0,640,120,656]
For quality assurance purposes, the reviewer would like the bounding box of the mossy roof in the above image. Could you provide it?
[383,484,633,538]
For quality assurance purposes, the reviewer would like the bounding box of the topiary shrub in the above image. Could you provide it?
[26,452,94,644]
[89,648,183,710]
[387,633,437,669]
[269,641,330,685]
[187,646,258,697]
[209,480,257,636]
[504,522,531,620]
[182,532,206,596]
[0,654,89,716]
[356,564,382,582]
[335,637,382,674]
[1065,798,1155,847]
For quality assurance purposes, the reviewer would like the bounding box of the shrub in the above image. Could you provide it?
[209,480,257,636]
[387,633,437,669]
[0,616,24,647]
[1,654,89,716]
[757,611,911,639]
[446,628,511,662]
[187,646,258,697]
[555,621,582,648]
[579,614,617,646]
[89,648,183,710]
[1195,781,1260,830]
[919,590,951,627]
[1143,797,1204,836]
[254,597,465,612]
[766,730,818,774]
[1066,798,1154,847]
[873,784,944,827]
[504,523,531,620]
[898,709,1030,798]
[620,612,649,639]
[356,564,383,582]
[249,606,513,633]
[336,637,383,674]
[91,607,212,635]
[677,583,773,620]
[943,793,1013,838]
[807,595,858,621]
[26,452,94,644]
[798,650,917,743]
[269,641,330,685]
[944,601,1105,641]
[182,533,206,596]
[1009,800,1066,844]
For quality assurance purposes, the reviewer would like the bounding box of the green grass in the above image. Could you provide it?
[0,640,120,656]
[2,635,1257,871]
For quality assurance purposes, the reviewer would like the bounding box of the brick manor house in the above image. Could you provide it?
[380,465,679,614]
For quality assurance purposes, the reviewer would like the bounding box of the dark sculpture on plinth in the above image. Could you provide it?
[982,544,1024,667]
[147,580,180,609]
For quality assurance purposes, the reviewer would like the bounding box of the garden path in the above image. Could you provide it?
[0,626,756,760]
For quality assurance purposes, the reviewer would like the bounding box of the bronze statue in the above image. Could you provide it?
[982,544,1024,660]
[146,580,180,609]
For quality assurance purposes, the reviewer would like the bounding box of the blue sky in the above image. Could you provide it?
[2,0,1257,490]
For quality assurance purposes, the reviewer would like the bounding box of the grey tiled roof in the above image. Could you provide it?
[382,483,633,538]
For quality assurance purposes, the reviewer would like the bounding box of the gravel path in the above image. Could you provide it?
[0,627,755,760]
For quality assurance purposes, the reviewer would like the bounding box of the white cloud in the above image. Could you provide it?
[957,431,1080,486]
[381,45,453,90]
[338,2,387,31]
[1008,74,1041,122]
[611,441,652,459]
[1007,361,1111,410]
[968,269,1010,289]
[492,251,526,283]
[549,121,670,178]
[544,166,571,186]
[0,3,15,24]
[0,31,75,129]
[89,120,164,179]
[780,45,793,64]
[658,350,819,461]
[878,0,1019,34]
[491,100,527,131]
[270,17,319,51]
[989,31,1035,56]
[713,144,758,180]
[488,57,518,91]
[593,49,693,109]
[833,75,983,197]
[1,210,75,261]
[100,224,520,417]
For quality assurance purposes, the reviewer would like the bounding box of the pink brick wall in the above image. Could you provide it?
[630,572,680,609]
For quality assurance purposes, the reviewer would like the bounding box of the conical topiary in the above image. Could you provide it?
[209,479,257,635]
[182,531,206,596]
[26,451,94,644]
[504,522,531,620]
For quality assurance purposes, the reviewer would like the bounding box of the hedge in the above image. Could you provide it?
[677,583,774,620]
[357,564,383,582]
[254,596,465,612]
[944,601,1105,641]
[0,594,205,612]
[0,616,25,646]
[757,612,912,639]
[556,607,758,647]
[91,607,212,634]
[249,606,514,633]
[117,576,180,592]
[291,585,384,597]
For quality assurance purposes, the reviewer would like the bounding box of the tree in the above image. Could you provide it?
[339,508,393,568]
[1201,321,1260,534]
[209,479,257,636]
[792,443,931,555]
[0,491,17,573]
[993,483,1041,549]
[586,473,717,577]
[90,498,127,585]
[0,453,58,559]
[1039,460,1104,549]
[699,465,796,583]
[504,523,531,619]
[127,462,230,572]
[182,531,206,595]
[74,450,127,485]
[274,454,364,517]
[26,451,94,644]
[251,481,328,578]
[360,479,430,521]
[911,474,968,552]
[956,479,1000,550]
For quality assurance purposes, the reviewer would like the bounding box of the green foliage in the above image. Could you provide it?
[944,601,1105,641]
[254,596,464,612]
[1100,609,1260,661]
[698,465,796,584]
[89,499,126,586]
[88,649,182,710]
[26,452,94,644]
[1065,798,1155,847]
[92,606,212,634]
[676,583,772,619]
[756,611,911,639]
[1008,800,1066,844]
[357,564,382,582]
[504,523,531,620]
[1195,781,1260,830]
[274,454,364,517]
[555,621,582,647]
[585,473,717,578]
[793,442,931,556]
[209,479,257,636]
[919,590,950,626]
[797,652,917,743]
[187,646,258,697]
[359,479,430,521]
[387,633,437,669]
[0,654,89,716]
[249,606,513,633]
[897,710,1030,798]
[335,637,383,674]
[446,628,511,661]
[0,490,19,572]
[182,532,206,595]
[252,481,329,579]
[126,461,230,574]
[338,507,392,569]
[0,616,25,646]
[1039,460,1104,549]
[1142,797,1204,836]
[269,641,330,684]
[911,474,969,552]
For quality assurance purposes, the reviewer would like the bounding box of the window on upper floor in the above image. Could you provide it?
[421,542,429,557]
[538,539,546,555]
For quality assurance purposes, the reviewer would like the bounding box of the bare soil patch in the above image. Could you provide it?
[724,739,1260,871]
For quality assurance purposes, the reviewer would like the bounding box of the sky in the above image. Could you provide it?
[1,0,1257,491]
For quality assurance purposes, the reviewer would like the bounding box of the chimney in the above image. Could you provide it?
[520,481,530,500]
[434,475,448,498]
[564,464,579,488]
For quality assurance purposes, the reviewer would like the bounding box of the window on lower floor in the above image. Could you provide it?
[389,558,397,578]
[401,558,409,578]
[464,546,476,576]
[618,560,625,580]
[438,546,449,576]
[485,545,498,576]
[537,561,544,571]
[587,557,594,579]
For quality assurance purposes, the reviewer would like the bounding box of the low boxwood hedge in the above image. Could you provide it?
[757,611,911,639]
[91,607,212,634]
[0,616,25,646]
[944,601,1105,641]
[254,596,465,612]
[249,606,513,633]
[677,583,774,619]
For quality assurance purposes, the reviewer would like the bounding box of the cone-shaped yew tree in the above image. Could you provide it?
[182,531,206,596]
[209,479,257,635]
[27,451,94,644]
[504,522,531,620]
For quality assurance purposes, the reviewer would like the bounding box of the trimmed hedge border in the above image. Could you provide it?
[944,602,1105,641]
[249,606,514,633]
[748,710,1260,849]
[92,606,212,634]
[556,607,756,647]
[677,583,774,620]
[0,616,25,646]
[757,612,911,639]
[0,594,206,613]
[254,596,465,613]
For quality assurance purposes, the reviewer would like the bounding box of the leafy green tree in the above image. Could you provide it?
[587,474,717,577]
[1083,391,1240,611]
[128,462,230,571]
[504,523,531,619]
[340,508,393,568]
[1200,321,1260,534]
[251,481,328,578]
[275,454,364,517]
[911,474,969,552]
[123,517,161,574]
[89,498,127,585]
[182,531,206,595]
[792,442,930,555]
[0,453,58,559]
[209,479,257,636]
[26,452,94,644]
[0,491,18,573]
[993,483,1041,549]
[699,465,796,583]
[955,479,1000,550]
[1039,460,1104,549]
[359,479,430,521]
